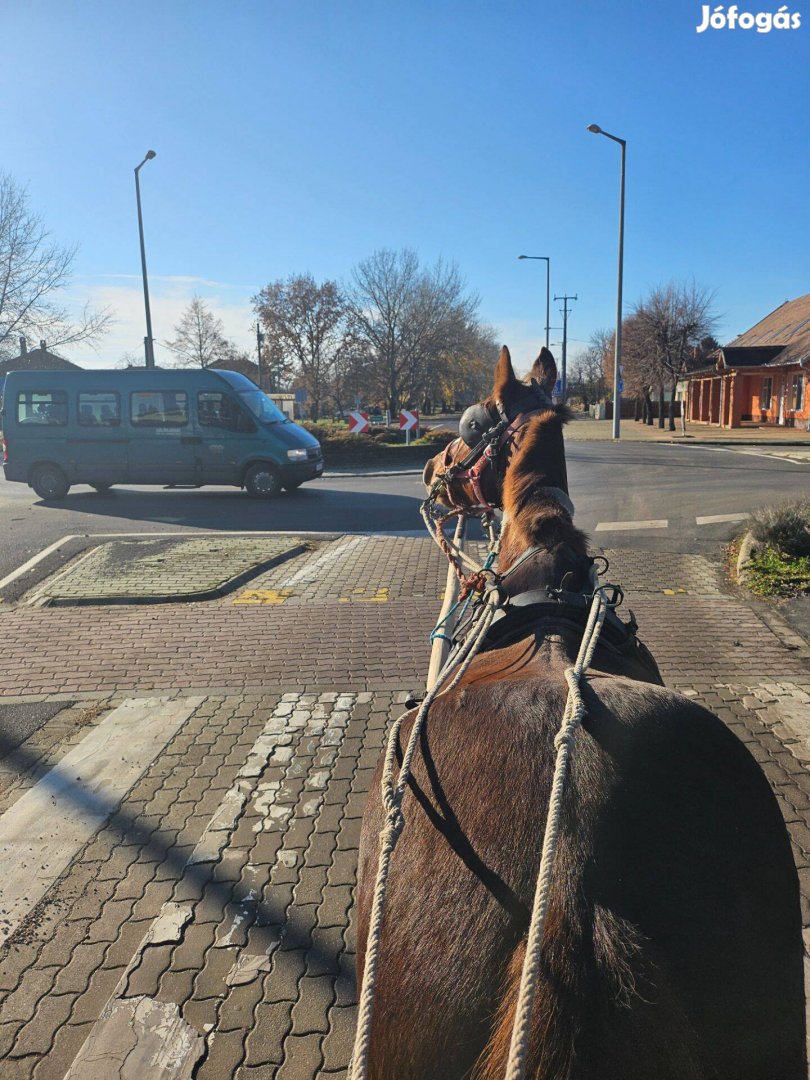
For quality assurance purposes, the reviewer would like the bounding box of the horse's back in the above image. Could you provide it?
[356,673,806,1080]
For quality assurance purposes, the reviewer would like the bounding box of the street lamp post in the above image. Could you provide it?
[134,150,157,369]
[256,323,265,391]
[518,255,550,350]
[587,124,626,440]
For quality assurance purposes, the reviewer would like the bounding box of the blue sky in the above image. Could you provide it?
[4,0,808,371]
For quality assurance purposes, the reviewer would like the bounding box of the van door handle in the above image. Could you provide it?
[180,436,202,445]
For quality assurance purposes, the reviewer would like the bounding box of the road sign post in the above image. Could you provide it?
[399,409,419,446]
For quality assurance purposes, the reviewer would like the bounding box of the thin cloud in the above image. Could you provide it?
[61,278,258,368]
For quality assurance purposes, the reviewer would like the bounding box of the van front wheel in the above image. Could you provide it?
[31,464,70,501]
[244,463,282,498]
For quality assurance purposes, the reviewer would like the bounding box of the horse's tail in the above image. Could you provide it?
[473,906,708,1080]
[471,937,577,1080]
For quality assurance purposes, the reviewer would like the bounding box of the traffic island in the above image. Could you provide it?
[24,536,312,607]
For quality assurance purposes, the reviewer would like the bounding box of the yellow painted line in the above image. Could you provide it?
[661,587,687,596]
[233,589,292,605]
[338,587,389,603]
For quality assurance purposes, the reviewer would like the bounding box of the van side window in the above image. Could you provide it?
[198,392,253,432]
[130,391,188,427]
[79,392,120,427]
[16,390,68,426]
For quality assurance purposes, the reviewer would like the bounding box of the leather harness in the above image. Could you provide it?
[480,585,661,678]
[441,399,551,514]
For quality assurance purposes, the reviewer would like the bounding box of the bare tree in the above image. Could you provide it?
[346,248,480,416]
[253,275,347,420]
[569,328,612,407]
[0,174,110,359]
[167,296,229,368]
[631,282,719,430]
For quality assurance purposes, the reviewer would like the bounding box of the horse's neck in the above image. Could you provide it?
[497,515,588,598]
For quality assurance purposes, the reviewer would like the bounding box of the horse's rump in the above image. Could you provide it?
[356,672,805,1080]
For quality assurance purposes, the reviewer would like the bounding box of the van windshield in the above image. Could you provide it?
[239,390,287,424]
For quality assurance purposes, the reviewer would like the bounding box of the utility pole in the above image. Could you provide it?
[554,293,577,400]
[256,323,265,391]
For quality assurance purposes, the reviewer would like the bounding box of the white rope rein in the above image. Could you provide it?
[349,590,500,1080]
[504,586,609,1080]
[351,487,609,1080]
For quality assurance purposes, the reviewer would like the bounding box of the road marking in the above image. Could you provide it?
[232,536,366,604]
[693,446,806,465]
[695,513,749,525]
[0,695,203,944]
[276,535,365,587]
[338,586,389,603]
[233,589,292,605]
[65,691,355,1077]
[0,534,81,591]
[594,519,668,532]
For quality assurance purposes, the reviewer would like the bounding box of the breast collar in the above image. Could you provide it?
[442,396,551,514]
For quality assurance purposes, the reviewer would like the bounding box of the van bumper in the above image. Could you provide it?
[280,459,324,485]
[2,464,27,483]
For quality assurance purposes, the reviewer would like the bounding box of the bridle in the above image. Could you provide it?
[421,387,557,594]
[436,395,552,515]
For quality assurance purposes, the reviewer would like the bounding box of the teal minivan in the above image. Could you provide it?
[1,368,323,499]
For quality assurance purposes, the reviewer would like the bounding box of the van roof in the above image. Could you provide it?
[2,368,260,392]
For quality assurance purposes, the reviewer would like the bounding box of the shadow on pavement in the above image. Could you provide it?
[0,717,358,1000]
[29,485,426,535]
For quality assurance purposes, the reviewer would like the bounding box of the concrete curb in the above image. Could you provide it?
[736,531,760,588]
[29,541,312,608]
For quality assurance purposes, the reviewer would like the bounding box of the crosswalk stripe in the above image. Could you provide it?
[0,696,203,944]
[594,519,668,532]
[695,513,749,525]
[63,691,359,1079]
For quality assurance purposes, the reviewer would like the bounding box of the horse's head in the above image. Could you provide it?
[422,345,566,513]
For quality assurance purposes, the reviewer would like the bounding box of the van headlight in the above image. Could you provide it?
[286,449,308,461]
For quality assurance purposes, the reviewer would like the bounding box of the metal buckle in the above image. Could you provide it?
[599,583,624,608]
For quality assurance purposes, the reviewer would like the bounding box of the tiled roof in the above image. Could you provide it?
[0,347,82,377]
[726,293,810,366]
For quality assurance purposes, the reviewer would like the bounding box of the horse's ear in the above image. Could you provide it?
[529,347,558,394]
[493,345,518,402]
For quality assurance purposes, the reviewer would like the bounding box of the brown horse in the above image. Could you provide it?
[356,346,805,1079]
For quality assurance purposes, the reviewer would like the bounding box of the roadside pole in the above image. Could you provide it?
[427,515,465,687]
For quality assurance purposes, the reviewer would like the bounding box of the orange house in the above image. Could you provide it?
[687,293,810,429]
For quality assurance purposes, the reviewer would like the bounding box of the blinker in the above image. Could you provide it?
[459,404,497,449]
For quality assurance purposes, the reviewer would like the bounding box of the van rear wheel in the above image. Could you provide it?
[244,463,282,498]
[31,464,70,501]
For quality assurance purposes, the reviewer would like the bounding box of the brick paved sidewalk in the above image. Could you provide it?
[565,416,810,444]
[0,682,809,1079]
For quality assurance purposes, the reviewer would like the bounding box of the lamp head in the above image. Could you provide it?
[587,124,602,134]
[518,255,528,260]
[145,150,156,160]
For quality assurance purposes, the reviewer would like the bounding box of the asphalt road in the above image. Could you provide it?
[2,442,809,587]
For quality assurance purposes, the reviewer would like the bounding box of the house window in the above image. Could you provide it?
[791,374,804,412]
[130,391,188,426]
[78,392,120,427]
[16,390,68,426]
[761,377,772,411]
